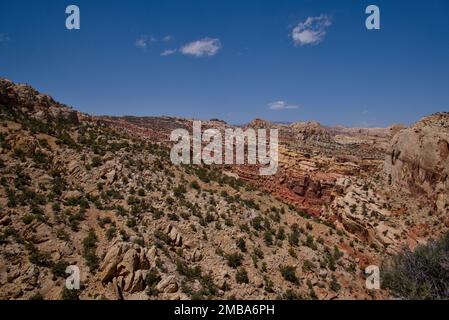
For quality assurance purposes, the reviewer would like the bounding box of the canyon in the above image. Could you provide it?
[0,77,448,300]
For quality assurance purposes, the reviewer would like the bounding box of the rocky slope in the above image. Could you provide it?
[0,78,447,301]
[323,114,449,253]
[0,78,380,300]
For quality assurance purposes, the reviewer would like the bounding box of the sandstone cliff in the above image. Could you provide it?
[384,112,449,213]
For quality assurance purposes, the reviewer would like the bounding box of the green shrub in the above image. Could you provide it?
[276,227,286,241]
[226,252,244,268]
[33,150,49,166]
[52,202,61,212]
[115,205,127,216]
[68,211,85,231]
[330,275,341,292]
[381,233,449,300]
[91,156,102,168]
[305,235,317,250]
[146,268,161,297]
[236,238,247,253]
[253,247,264,259]
[288,224,300,246]
[280,265,299,284]
[61,287,80,300]
[106,226,116,240]
[52,260,69,278]
[126,217,137,228]
[173,185,186,198]
[251,216,263,231]
[154,230,171,245]
[302,260,316,272]
[26,244,52,267]
[56,228,70,241]
[190,180,200,190]
[22,214,35,225]
[82,230,99,271]
[176,259,202,279]
[198,272,219,298]
[137,188,146,197]
[236,268,249,284]
[30,292,44,300]
[264,230,273,246]
[282,289,302,300]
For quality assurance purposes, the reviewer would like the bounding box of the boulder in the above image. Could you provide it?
[117,248,139,276]
[156,275,178,293]
[129,270,145,293]
[191,248,202,262]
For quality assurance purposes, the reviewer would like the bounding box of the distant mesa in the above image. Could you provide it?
[290,121,334,143]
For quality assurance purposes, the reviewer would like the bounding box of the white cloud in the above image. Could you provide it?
[163,35,173,42]
[161,49,177,56]
[291,15,332,46]
[268,101,300,110]
[180,38,222,57]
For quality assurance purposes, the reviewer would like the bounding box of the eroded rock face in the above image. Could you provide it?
[384,113,449,212]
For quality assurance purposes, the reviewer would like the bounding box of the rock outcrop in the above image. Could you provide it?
[290,121,334,143]
[100,242,158,299]
[384,113,449,212]
[0,78,79,125]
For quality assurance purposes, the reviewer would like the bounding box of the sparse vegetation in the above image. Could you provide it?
[1,78,447,301]
[226,252,244,269]
[236,268,249,284]
[82,230,99,271]
[280,265,299,284]
[382,233,449,300]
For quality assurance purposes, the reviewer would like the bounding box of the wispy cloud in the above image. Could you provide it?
[268,101,300,110]
[134,35,156,50]
[291,15,332,46]
[180,38,222,57]
[161,49,177,56]
[163,35,173,42]
[0,34,10,43]
[135,36,149,49]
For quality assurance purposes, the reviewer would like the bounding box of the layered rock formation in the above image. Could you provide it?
[1,78,447,301]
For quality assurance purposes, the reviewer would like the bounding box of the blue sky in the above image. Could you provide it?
[1,0,448,127]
